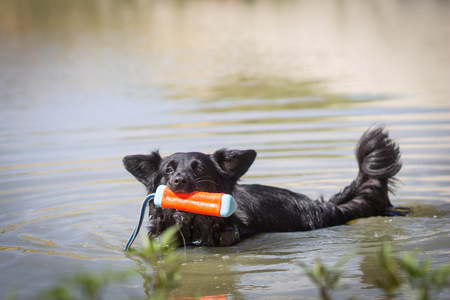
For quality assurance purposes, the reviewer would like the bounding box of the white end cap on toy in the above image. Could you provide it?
[154,185,167,207]
[220,194,237,217]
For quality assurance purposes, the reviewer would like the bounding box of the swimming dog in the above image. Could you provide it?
[123,126,403,246]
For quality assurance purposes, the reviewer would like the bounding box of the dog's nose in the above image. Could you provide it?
[171,173,190,191]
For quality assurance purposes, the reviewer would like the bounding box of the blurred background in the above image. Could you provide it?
[1,0,449,299]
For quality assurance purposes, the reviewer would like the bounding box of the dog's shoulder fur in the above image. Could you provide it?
[123,126,403,246]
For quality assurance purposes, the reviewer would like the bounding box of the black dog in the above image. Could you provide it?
[123,126,403,246]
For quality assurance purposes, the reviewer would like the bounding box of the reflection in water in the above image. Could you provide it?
[0,0,449,299]
[174,75,388,113]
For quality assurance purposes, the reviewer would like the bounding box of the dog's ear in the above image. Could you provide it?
[211,149,256,181]
[123,151,162,188]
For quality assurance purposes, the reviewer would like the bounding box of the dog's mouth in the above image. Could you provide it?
[167,184,194,194]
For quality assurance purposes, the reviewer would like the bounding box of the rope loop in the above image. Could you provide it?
[124,194,154,251]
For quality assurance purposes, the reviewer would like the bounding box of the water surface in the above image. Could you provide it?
[1,0,449,299]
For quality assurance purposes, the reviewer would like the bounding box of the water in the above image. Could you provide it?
[1,0,449,299]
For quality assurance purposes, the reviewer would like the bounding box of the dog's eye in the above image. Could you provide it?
[196,166,204,175]
[191,161,203,176]
[165,167,174,175]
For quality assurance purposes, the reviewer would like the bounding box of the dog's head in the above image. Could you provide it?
[123,149,256,194]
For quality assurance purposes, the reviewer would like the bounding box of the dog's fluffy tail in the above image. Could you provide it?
[329,126,403,218]
[356,126,401,185]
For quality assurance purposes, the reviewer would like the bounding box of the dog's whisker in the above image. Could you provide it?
[195,175,214,181]
[175,221,187,261]
[195,179,219,186]
[195,176,219,187]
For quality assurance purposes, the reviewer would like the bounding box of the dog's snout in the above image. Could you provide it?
[173,173,188,185]
[170,173,190,192]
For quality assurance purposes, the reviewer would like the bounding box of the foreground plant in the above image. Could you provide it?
[298,255,350,300]
[128,226,182,299]
[375,243,450,300]
[41,269,132,300]
[28,238,449,300]
[300,243,449,300]
[39,227,181,300]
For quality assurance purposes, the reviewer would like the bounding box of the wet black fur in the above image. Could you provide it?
[123,126,403,246]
